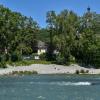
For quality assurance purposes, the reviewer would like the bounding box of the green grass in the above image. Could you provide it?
[7,60,52,66]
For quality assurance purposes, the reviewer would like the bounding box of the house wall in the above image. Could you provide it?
[38,49,46,55]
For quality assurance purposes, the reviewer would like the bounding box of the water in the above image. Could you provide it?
[0,75,100,100]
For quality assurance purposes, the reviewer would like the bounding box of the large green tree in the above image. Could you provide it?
[0,5,39,57]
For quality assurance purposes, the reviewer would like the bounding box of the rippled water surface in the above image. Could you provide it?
[0,74,100,100]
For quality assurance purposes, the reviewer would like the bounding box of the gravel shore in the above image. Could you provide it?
[0,64,100,75]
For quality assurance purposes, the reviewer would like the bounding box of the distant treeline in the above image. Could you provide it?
[0,5,100,68]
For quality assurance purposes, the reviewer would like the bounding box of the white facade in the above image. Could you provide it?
[38,49,46,55]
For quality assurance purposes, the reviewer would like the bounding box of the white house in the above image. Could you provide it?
[37,41,47,55]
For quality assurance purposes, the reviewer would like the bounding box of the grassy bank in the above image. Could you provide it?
[7,60,52,67]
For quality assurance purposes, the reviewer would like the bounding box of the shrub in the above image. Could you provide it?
[0,62,7,68]
[86,70,89,73]
[3,54,10,61]
[0,55,2,62]
[40,53,46,60]
[0,54,5,62]
[75,70,79,74]
[0,54,7,68]
[11,52,21,62]
[56,54,65,65]
[80,69,85,73]
[11,71,38,75]
[68,55,76,64]
[11,53,18,62]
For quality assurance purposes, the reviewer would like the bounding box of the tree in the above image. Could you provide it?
[0,5,39,59]
[52,10,78,64]
[46,11,56,60]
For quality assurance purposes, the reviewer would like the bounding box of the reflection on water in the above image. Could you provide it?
[0,75,100,100]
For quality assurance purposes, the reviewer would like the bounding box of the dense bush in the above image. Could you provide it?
[11,71,38,75]
[93,49,100,68]
[40,53,46,60]
[0,55,2,62]
[0,55,7,68]
[11,53,21,62]
[4,54,10,61]
[11,54,18,62]
[80,69,85,73]
[56,54,64,65]
[75,69,89,74]
[68,55,76,64]
[86,70,89,73]
[75,70,79,74]
[0,62,7,68]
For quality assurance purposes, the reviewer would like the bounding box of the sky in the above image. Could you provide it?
[0,0,100,27]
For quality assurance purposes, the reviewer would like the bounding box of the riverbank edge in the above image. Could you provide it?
[0,64,100,76]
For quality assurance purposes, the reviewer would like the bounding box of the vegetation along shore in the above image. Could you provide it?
[0,5,100,75]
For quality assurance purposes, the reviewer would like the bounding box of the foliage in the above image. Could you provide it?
[46,11,56,60]
[0,61,7,68]
[0,5,39,56]
[0,54,7,68]
[0,5,99,68]
[10,71,38,75]
[38,28,49,42]
[56,53,65,65]
[46,8,100,68]
[75,70,80,74]
[80,69,85,73]
[75,69,89,74]
[11,52,20,62]
[39,53,46,60]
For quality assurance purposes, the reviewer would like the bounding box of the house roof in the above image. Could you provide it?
[37,41,47,49]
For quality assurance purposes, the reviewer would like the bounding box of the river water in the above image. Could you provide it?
[0,74,100,100]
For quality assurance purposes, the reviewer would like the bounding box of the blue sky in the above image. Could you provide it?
[0,0,100,27]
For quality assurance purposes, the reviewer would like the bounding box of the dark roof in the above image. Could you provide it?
[37,41,47,49]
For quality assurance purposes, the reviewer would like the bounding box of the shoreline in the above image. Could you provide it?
[0,64,100,75]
